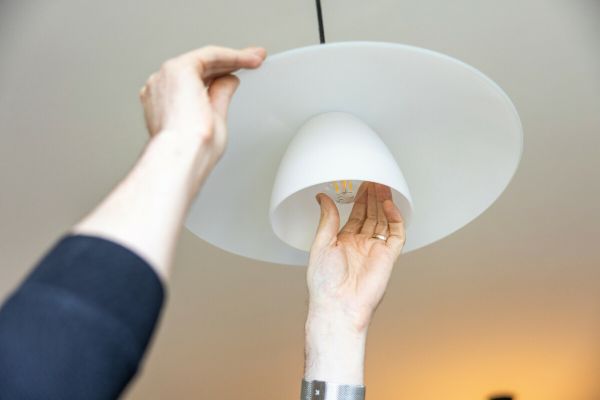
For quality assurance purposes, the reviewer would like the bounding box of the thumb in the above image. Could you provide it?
[312,193,340,249]
[208,74,240,119]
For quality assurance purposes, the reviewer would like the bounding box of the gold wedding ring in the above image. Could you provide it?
[371,234,387,241]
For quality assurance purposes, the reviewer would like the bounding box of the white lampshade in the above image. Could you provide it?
[270,111,413,252]
[186,42,523,266]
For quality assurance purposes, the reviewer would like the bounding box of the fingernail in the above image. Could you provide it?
[315,194,322,204]
[246,47,266,56]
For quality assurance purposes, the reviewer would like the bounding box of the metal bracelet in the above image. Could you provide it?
[301,379,366,400]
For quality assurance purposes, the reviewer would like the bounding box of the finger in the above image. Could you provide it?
[208,75,240,119]
[243,46,268,58]
[360,183,378,235]
[376,183,393,202]
[383,199,406,258]
[340,182,368,234]
[179,46,266,80]
[198,47,267,77]
[313,193,340,249]
[373,184,391,236]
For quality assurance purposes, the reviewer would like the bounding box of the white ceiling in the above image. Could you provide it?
[1,1,599,399]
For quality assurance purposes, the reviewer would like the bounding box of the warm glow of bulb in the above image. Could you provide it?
[328,180,360,204]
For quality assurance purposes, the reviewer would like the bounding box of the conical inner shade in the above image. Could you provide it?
[270,112,413,251]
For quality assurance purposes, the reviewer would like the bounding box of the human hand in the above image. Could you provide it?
[74,46,266,278]
[304,182,405,384]
[308,182,405,332]
[139,46,266,170]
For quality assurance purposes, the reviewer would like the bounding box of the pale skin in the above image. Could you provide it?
[307,183,405,385]
[74,45,267,279]
[73,45,405,390]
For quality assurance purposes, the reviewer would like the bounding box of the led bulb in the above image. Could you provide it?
[326,180,361,204]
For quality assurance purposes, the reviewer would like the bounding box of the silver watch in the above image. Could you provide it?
[301,379,366,400]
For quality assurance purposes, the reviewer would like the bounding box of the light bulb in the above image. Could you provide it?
[326,180,361,204]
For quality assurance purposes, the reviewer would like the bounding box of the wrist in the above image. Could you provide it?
[304,312,368,385]
[307,298,374,334]
[147,130,219,198]
[72,130,213,280]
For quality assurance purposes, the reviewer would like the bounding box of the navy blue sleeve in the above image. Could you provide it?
[0,235,165,400]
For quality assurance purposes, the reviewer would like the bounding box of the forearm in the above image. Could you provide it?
[73,46,265,281]
[304,310,367,385]
[74,131,213,281]
[0,44,266,400]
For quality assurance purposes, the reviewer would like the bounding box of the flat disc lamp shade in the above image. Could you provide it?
[186,42,523,266]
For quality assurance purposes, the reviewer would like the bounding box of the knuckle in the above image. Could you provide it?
[375,222,387,231]
[197,123,216,143]
[203,44,227,55]
[364,217,377,225]
[160,58,181,72]
[199,134,214,145]
[147,73,158,85]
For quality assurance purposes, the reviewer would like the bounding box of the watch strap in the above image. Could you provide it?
[301,379,366,400]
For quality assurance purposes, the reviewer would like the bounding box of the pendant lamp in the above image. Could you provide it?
[185,9,523,266]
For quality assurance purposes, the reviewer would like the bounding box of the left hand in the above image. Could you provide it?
[307,182,406,333]
[303,182,405,384]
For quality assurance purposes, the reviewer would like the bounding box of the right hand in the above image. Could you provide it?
[139,46,266,168]
[304,182,405,384]
[307,182,405,333]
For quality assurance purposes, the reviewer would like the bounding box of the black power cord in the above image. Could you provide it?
[315,0,326,43]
